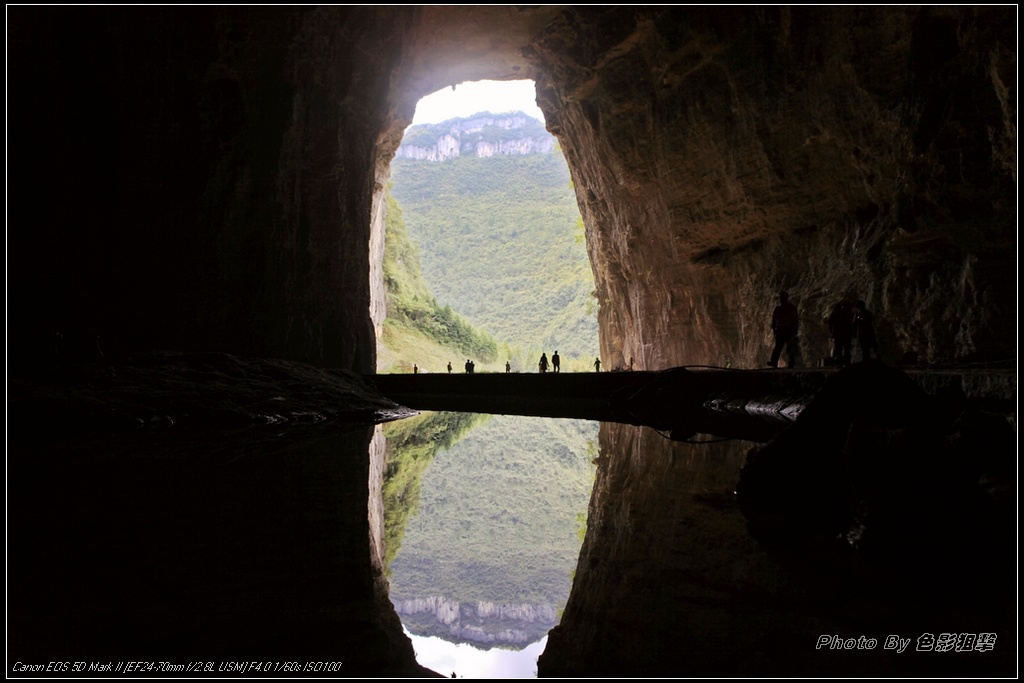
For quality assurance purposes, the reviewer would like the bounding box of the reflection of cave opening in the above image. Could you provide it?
[381,412,598,678]
[376,79,599,375]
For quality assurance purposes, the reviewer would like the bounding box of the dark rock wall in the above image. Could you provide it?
[539,411,1015,677]
[9,418,427,675]
[530,6,1016,369]
[9,7,409,374]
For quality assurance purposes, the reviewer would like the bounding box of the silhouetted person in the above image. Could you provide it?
[469,360,475,373]
[413,364,419,374]
[594,357,601,372]
[853,300,878,361]
[538,353,549,373]
[552,351,560,373]
[447,361,452,374]
[506,360,511,373]
[768,290,800,368]
[827,300,855,366]
[465,359,472,374]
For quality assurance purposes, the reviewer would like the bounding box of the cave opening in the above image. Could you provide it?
[375,78,603,677]
[375,79,599,376]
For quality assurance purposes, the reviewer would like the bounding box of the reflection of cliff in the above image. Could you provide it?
[392,596,558,646]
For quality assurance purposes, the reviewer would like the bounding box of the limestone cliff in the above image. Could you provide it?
[395,113,555,161]
[392,595,558,646]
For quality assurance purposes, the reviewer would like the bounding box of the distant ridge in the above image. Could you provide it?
[396,111,555,161]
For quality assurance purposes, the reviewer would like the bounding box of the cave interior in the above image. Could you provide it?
[7,5,1017,678]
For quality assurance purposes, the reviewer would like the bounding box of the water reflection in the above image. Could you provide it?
[382,413,597,675]
[405,629,546,679]
[540,422,763,677]
[540,413,1016,677]
[8,419,421,673]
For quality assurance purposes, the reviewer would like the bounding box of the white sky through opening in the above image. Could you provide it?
[407,628,545,679]
[410,79,544,126]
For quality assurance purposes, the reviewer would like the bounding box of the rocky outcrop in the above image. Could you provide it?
[395,113,555,161]
[392,595,558,646]
[527,6,1016,370]
[7,354,430,676]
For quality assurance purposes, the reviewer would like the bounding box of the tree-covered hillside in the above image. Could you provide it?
[385,413,597,608]
[379,189,501,373]
[381,411,489,570]
[389,122,598,363]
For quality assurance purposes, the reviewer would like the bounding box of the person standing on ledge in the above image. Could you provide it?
[538,352,549,373]
[552,350,561,373]
[447,361,452,374]
[853,300,878,361]
[827,299,855,366]
[767,290,800,368]
[594,357,601,372]
[505,360,511,373]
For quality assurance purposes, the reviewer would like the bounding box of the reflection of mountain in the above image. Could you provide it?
[383,411,489,570]
[384,414,597,648]
[393,596,557,646]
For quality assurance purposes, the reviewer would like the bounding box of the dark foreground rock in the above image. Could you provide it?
[539,363,1016,677]
[8,353,433,677]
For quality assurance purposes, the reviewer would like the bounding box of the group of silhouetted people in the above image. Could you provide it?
[420,292,880,376]
[766,290,878,369]
[537,351,603,372]
[435,351,603,374]
[538,351,562,373]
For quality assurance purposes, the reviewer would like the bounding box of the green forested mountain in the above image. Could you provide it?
[381,411,490,570]
[378,189,501,373]
[388,116,598,366]
[384,413,597,641]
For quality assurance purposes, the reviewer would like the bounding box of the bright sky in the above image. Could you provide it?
[411,79,545,125]
[406,628,546,678]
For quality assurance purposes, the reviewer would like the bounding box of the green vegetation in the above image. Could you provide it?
[385,414,598,607]
[378,115,601,621]
[389,116,598,366]
[380,189,500,373]
[382,411,489,570]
